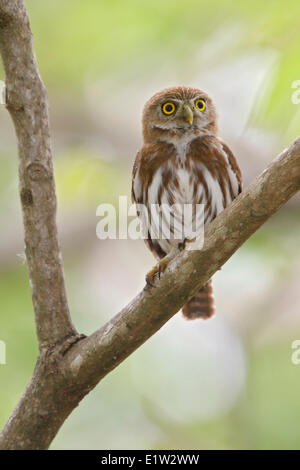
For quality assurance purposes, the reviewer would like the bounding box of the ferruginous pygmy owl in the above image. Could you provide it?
[132,86,242,319]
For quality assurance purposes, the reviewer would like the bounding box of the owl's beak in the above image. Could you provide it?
[182,104,193,125]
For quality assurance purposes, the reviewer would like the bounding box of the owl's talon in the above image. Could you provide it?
[145,275,154,287]
[145,257,171,287]
[178,238,188,251]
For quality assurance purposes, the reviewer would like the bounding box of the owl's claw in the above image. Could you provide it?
[145,257,170,287]
[158,263,162,280]
[145,275,154,287]
[178,237,188,251]
[146,239,191,287]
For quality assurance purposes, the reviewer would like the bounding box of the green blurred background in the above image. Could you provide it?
[0,0,300,450]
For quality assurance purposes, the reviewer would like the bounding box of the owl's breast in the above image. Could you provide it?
[146,157,227,240]
[137,136,240,255]
[146,161,197,206]
[163,165,201,206]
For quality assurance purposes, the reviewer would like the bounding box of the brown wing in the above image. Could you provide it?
[220,141,242,195]
[131,147,167,260]
[131,151,142,205]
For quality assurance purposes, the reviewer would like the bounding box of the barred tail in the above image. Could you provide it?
[182,280,215,320]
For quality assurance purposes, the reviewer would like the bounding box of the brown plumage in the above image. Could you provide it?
[132,86,242,319]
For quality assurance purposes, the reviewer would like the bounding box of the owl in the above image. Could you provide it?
[132,86,242,319]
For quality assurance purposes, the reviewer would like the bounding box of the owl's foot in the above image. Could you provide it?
[178,237,197,251]
[178,237,188,251]
[145,240,191,287]
[145,256,171,287]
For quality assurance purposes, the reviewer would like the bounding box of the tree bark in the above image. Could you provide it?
[0,0,77,350]
[0,0,299,450]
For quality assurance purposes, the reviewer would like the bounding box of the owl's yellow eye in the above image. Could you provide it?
[162,102,176,115]
[195,99,206,111]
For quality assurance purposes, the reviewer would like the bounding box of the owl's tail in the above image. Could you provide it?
[182,280,215,320]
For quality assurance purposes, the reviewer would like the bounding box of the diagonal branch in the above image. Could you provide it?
[0,0,77,349]
[62,138,300,387]
[0,0,300,451]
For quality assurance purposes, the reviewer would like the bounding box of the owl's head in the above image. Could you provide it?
[142,86,217,143]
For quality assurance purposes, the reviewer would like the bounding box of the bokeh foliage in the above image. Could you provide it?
[0,0,300,450]
[26,0,300,139]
